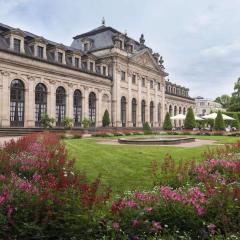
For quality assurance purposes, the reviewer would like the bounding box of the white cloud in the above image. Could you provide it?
[0,0,31,16]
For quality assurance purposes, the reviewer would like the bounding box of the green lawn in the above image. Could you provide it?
[65,135,238,194]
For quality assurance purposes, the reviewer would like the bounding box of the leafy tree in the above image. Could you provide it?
[184,107,196,129]
[231,113,240,129]
[163,112,172,130]
[228,78,240,112]
[214,111,225,130]
[63,117,73,129]
[102,110,110,127]
[40,113,54,129]
[214,95,231,109]
[143,122,152,135]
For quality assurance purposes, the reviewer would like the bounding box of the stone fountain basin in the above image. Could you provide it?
[118,136,195,145]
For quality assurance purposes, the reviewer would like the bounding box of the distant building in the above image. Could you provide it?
[195,96,225,116]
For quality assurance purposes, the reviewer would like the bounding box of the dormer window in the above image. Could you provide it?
[75,57,80,68]
[119,40,123,50]
[103,66,107,76]
[37,46,44,58]
[58,52,63,63]
[84,43,89,51]
[13,38,21,53]
[82,61,87,70]
[90,62,94,72]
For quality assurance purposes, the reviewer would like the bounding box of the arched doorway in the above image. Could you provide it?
[56,86,66,127]
[121,96,127,127]
[10,79,25,127]
[132,98,137,127]
[150,101,154,127]
[73,89,82,127]
[89,92,96,127]
[141,100,146,125]
[35,83,47,127]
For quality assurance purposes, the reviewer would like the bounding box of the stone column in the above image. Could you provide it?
[25,76,35,127]
[111,59,118,127]
[161,82,165,128]
[96,89,102,127]
[0,71,10,127]
[127,72,132,127]
[154,80,158,127]
[48,80,56,126]
[137,75,142,127]
[146,79,150,124]
[83,87,89,120]
[66,84,73,119]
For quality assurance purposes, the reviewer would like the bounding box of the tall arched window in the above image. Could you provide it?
[179,107,182,114]
[132,98,137,127]
[89,92,96,127]
[73,89,82,127]
[174,106,177,116]
[158,103,161,126]
[169,105,173,116]
[56,86,66,127]
[35,83,47,127]
[150,101,154,126]
[121,96,127,127]
[10,79,25,127]
[183,107,186,115]
[141,100,146,125]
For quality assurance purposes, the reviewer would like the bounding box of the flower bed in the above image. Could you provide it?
[0,133,239,239]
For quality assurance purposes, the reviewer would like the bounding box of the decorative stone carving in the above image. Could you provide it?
[0,70,10,77]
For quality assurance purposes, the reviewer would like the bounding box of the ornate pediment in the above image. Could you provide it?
[130,49,160,71]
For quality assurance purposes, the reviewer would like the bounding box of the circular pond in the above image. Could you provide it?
[118,136,195,145]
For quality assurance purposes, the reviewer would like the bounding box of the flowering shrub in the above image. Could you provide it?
[103,141,240,239]
[0,133,111,239]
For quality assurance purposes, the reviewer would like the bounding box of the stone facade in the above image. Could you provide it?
[0,22,195,128]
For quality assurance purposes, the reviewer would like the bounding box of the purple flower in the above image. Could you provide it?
[112,222,120,231]
[152,221,162,232]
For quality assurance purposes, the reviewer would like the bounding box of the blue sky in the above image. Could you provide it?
[1,0,240,99]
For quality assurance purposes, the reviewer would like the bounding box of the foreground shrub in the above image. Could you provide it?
[102,109,110,127]
[0,133,111,239]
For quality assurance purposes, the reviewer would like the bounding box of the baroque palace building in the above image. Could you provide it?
[0,20,195,128]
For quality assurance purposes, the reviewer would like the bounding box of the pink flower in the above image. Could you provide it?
[19,180,32,192]
[0,175,6,182]
[144,207,153,213]
[152,221,162,232]
[32,173,41,182]
[132,219,139,227]
[112,222,120,231]
[126,199,137,208]
[0,187,9,205]
[7,205,14,218]
[207,223,216,235]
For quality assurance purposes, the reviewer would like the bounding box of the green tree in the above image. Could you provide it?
[229,78,240,111]
[163,112,172,130]
[214,94,231,109]
[214,111,225,130]
[231,113,240,129]
[40,113,54,129]
[184,107,196,129]
[143,122,152,135]
[102,110,110,127]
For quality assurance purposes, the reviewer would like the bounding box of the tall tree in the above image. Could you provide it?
[229,78,240,112]
[163,112,172,130]
[184,107,196,129]
[214,95,231,109]
[214,111,225,130]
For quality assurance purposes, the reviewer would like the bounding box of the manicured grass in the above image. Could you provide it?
[65,135,239,194]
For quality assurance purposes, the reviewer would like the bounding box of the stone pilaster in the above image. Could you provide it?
[0,71,10,127]
[97,89,102,127]
[66,83,73,119]
[83,87,89,120]
[25,76,35,127]
[127,72,132,127]
[137,74,142,127]
[48,80,56,126]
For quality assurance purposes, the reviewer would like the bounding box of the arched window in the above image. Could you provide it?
[132,98,137,127]
[169,105,173,116]
[73,90,82,127]
[89,92,96,127]
[35,83,47,127]
[174,106,177,116]
[150,101,154,126]
[158,103,161,125]
[10,79,25,127]
[56,86,66,127]
[141,100,146,125]
[179,107,182,114]
[121,96,127,127]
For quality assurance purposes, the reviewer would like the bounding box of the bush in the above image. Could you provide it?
[184,107,196,129]
[0,133,111,239]
[214,111,225,130]
[63,117,73,129]
[143,122,152,135]
[82,118,90,128]
[40,113,54,129]
[231,113,240,129]
[102,110,110,127]
[163,112,172,130]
